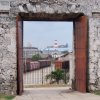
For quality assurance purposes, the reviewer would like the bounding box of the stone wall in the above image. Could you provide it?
[0,0,100,94]
[0,14,17,94]
[89,17,100,90]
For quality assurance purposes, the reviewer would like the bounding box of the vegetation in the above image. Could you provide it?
[94,90,100,95]
[31,54,42,61]
[46,69,66,84]
[0,95,15,100]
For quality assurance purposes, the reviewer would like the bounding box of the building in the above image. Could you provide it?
[42,49,62,58]
[23,47,38,59]
[43,40,68,58]
[23,47,52,61]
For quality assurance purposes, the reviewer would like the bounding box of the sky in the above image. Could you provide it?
[23,21,73,51]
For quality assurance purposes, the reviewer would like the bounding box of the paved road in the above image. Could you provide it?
[13,87,100,100]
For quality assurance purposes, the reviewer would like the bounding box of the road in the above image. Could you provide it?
[13,87,100,100]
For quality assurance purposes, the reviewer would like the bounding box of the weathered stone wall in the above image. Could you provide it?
[89,17,100,90]
[0,0,100,94]
[0,14,17,94]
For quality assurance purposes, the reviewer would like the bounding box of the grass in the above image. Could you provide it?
[94,90,100,95]
[0,95,15,100]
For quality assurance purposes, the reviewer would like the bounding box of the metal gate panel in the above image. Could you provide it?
[74,16,88,92]
[16,15,23,95]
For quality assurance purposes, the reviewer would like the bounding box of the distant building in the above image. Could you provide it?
[42,49,62,58]
[43,40,68,58]
[42,49,69,58]
[23,47,38,59]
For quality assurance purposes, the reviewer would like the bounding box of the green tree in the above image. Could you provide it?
[46,69,66,84]
[31,54,42,61]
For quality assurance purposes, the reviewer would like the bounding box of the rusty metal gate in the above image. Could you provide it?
[23,60,69,87]
[23,63,55,86]
[74,16,88,92]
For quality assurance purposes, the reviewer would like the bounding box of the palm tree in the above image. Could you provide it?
[46,69,66,84]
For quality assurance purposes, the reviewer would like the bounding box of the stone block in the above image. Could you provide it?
[0,0,10,12]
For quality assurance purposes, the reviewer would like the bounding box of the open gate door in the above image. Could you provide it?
[74,16,88,92]
[16,15,23,95]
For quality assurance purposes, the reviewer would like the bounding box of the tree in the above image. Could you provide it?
[31,54,42,61]
[46,69,66,84]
